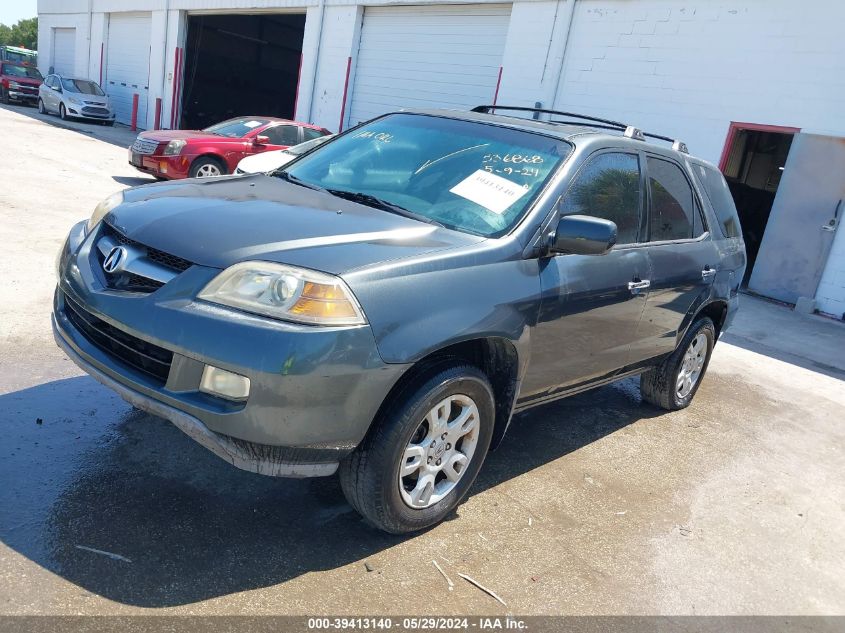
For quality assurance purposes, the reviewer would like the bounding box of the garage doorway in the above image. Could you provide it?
[718,122,799,286]
[181,13,305,130]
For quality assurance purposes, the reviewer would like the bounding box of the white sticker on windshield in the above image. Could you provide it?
[243,120,262,128]
[449,170,530,215]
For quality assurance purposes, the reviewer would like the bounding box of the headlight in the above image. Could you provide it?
[8,81,20,89]
[198,262,367,326]
[162,140,186,155]
[87,191,124,231]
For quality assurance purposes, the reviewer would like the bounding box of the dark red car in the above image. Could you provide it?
[0,61,42,105]
[128,116,331,180]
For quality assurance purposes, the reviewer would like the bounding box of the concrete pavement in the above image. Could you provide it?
[0,103,843,616]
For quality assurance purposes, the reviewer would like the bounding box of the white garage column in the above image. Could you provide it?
[307,5,364,133]
[105,12,152,129]
[88,13,107,85]
[159,10,185,130]
[496,0,575,111]
[346,4,511,128]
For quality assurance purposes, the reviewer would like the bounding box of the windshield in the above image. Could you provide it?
[61,78,105,95]
[203,118,270,138]
[281,114,571,237]
[2,64,42,79]
[288,134,334,156]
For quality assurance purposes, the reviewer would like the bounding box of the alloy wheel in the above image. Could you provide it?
[677,332,707,399]
[195,163,221,177]
[399,394,480,509]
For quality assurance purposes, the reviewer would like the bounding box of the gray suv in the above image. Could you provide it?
[53,106,746,533]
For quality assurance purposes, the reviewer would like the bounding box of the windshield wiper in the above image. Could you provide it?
[326,189,444,227]
[275,170,326,192]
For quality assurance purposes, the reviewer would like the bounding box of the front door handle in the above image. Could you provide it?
[628,279,651,291]
[701,267,717,280]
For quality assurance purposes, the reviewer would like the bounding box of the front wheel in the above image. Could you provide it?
[640,316,715,410]
[59,103,68,120]
[339,364,495,534]
[189,156,226,178]
[0,87,9,105]
[37,98,46,114]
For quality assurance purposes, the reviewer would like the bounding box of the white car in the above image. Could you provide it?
[38,75,115,125]
[235,133,335,174]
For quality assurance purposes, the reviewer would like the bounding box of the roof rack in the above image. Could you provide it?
[472,105,689,154]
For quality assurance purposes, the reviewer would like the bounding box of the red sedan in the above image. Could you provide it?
[128,117,331,180]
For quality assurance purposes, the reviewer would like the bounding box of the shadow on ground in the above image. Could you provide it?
[0,102,139,149]
[0,374,660,607]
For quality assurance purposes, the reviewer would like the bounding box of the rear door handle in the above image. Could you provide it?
[628,279,651,291]
[701,267,717,280]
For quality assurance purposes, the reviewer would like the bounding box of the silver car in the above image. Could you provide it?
[38,75,115,125]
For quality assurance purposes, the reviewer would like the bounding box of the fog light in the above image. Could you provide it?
[199,365,250,400]
[159,161,168,173]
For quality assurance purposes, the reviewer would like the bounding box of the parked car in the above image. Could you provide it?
[128,117,332,180]
[54,106,746,533]
[235,133,336,174]
[0,61,42,105]
[0,45,37,65]
[38,75,115,125]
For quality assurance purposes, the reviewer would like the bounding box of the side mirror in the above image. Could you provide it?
[253,135,269,145]
[549,215,617,256]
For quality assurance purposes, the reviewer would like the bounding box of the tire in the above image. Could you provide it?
[37,98,46,114]
[339,364,495,534]
[59,103,68,120]
[104,120,115,127]
[640,316,715,410]
[1,87,9,105]
[189,156,226,178]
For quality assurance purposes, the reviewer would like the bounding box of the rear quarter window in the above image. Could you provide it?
[693,164,741,238]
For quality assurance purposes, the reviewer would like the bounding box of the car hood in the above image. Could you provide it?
[107,174,483,275]
[137,129,239,143]
[237,149,293,174]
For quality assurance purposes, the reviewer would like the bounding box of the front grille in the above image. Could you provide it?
[82,106,109,116]
[103,223,193,273]
[131,138,159,155]
[95,224,193,293]
[63,293,173,384]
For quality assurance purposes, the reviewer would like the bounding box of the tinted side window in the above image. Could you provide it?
[265,125,300,146]
[560,152,642,244]
[302,128,325,142]
[648,157,696,241]
[693,164,740,238]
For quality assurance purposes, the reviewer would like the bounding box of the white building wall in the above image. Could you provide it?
[552,0,845,164]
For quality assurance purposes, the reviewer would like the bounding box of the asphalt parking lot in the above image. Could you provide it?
[1,103,843,616]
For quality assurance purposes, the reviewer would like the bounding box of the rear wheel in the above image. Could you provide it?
[640,317,715,410]
[189,156,226,178]
[339,364,495,534]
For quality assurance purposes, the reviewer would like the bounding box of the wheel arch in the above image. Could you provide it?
[371,337,521,455]
[682,299,729,344]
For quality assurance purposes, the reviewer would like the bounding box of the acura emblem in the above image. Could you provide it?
[103,246,127,273]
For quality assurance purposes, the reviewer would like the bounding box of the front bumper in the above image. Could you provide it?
[129,150,191,179]
[8,90,37,103]
[53,221,409,476]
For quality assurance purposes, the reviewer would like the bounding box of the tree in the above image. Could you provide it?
[0,18,38,50]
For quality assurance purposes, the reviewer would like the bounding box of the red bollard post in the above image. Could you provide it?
[154,98,162,130]
[130,93,139,131]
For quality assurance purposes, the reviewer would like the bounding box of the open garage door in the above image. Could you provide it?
[347,4,511,127]
[181,13,305,130]
[51,28,76,76]
[106,13,151,128]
